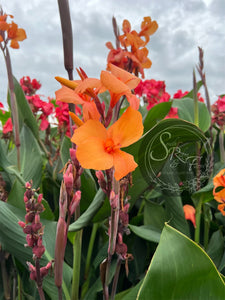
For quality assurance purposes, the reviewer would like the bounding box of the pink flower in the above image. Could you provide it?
[3,118,13,134]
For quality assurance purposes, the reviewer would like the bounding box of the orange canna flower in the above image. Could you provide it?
[138,16,158,46]
[0,14,9,32]
[7,21,26,49]
[100,63,140,109]
[213,168,225,216]
[71,107,143,181]
[183,204,196,228]
[55,83,101,122]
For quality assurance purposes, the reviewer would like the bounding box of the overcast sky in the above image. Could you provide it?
[0,0,224,106]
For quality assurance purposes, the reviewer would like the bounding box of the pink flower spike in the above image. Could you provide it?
[183,204,196,228]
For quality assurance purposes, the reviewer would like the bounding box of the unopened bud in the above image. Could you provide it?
[69,148,77,164]
[69,190,81,215]
[110,190,118,209]
[37,193,43,203]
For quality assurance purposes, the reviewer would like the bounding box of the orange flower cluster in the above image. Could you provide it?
[0,12,26,49]
[55,64,143,180]
[106,17,158,78]
[213,168,225,215]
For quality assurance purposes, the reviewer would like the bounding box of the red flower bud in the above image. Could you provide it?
[18,221,26,228]
[32,244,45,258]
[69,190,81,215]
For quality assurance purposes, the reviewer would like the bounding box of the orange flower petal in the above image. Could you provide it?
[108,63,141,90]
[218,204,225,216]
[213,169,225,188]
[69,112,84,127]
[10,40,19,49]
[76,137,113,170]
[122,19,131,34]
[16,28,27,41]
[55,76,79,90]
[55,86,84,105]
[213,188,225,204]
[75,78,102,94]
[126,94,140,110]
[82,101,101,121]
[100,71,130,94]
[183,204,196,228]
[72,119,107,145]
[113,149,137,180]
[108,107,143,148]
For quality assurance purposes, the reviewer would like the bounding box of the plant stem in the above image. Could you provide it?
[111,257,122,300]
[81,223,99,298]
[71,229,83,300]
[3,46,21,170]
[203,204,210,249]
[219,126,225,163]
[35,259,45,300]
[104,175,120,298]
[194,195,203,244]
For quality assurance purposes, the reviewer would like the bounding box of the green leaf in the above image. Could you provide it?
[183,80,203,99]
[60,135,72,166]
[115,280,143,300]
[69,189,106,232]
[129,224,161,243]
[10,76,39,139]
[207,230,224,269]
[125,118,211,206]
[144,199,166,230]
[137,224,225,299]
[172,98,211,132]
[143,102,172,133]
[0,110,10,126]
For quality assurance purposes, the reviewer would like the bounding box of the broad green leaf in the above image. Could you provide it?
[69,189,105,232]
[8,125,43,188]
[9,76,39,139]
[60,135,71,165]
[143,102,172,133]
[164,195,190,236]
[115,280,143,300]
[207,230,224,269]
[172,98,211,132]
[137,224,225,299]
[125,118,210,206]
[129,224,161,243]
[144,199,166,230]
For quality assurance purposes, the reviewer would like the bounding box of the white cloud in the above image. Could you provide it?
[0,0,224,106]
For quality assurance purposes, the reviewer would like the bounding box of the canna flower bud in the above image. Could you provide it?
[63,165,74,196]
[69,148,77,164]
[69,190,81,215]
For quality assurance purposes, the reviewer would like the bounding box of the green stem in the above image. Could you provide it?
[193,69,199,127]
[194,195,203,244]
[81,223,99,298]
[219,126,225,163]
[3,46,21,170]
[17,274,22,300]
[71,229,83,300]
